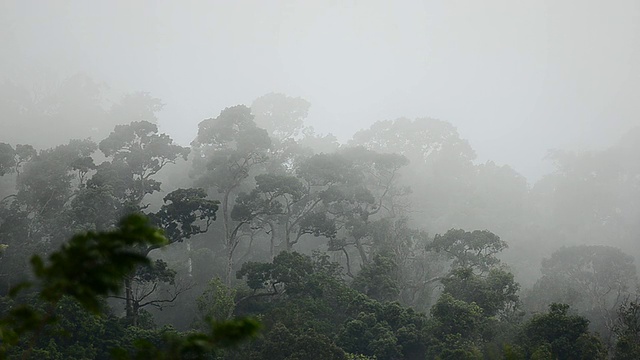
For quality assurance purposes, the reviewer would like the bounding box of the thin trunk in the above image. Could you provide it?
[124,276,133,323]
[226,245,234,285]
[285,221,292,251]
[132,302,139,327]
[268,221,276,260]
[342,248,354,278]
[186,242,192,277]
[355,237,368,265]
[222,190,231,245]
[223,189,232,284]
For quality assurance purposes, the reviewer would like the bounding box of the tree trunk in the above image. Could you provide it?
[285,222,292,251]
[124,276,134,323]
[186,241,192,277]
[355,237,369,265]
[223,189,232,284]
[268,221,276,260]
[226,245,234,285]
[222,190,231,246]
[132,302,139,327]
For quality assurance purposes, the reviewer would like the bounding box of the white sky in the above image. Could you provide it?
[2,0,640,180]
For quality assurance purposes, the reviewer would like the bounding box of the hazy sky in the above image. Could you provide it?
[2,0,640,180]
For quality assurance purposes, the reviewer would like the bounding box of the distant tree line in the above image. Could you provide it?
[0,79,639,359]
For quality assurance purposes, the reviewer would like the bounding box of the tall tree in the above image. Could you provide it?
[191,105,271,283]
[98,120,190,207]
[350,117,476,232]
[321,148,409,267]
[92,120,190,323]
[251,93,310,141]
[518,303,606,360]
[525,245,638,342]
[429,229,507,274]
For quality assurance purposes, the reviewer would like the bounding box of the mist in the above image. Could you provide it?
[1,1,640,359]
[3,0,640,180]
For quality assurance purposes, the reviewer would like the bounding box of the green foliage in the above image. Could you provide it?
[151,188,219,244]
[111,318,260,360]
[533,245,637,310]
[191,104,272,282]
[98,120,189,205]
[248,322,346,360]
[235,252,431,360]
[345,354,377,360]
[192,105,271,187]
[32,214,168,312]
[441,267,520,318]
[12,140,97,246]
[231,189,283,222]
[237,252,316,295]
[0,143,16,176]
[3,96,638,360]
[525,245,638,342]
[352,253,400,302]
[613,301,640,360]
[0,214,167,356]
[518,303,606,360]
[195,278,236,327]
[431,293,485,341]
[0,213,260,359]
[99,121,189,173]
[430,229,507,272]
[0,142,36,176]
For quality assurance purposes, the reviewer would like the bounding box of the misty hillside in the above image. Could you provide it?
[1,1,640,359]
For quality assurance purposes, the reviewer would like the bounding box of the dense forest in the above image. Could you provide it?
[0,81,639,360]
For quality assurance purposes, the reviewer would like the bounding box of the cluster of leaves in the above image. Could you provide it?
[0,214,259,359]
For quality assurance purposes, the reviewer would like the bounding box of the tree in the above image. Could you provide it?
[350,117,477,233]
[0,140,97,290]
[91,121,192,324]
[239,172,340,257]
[152,188,219,245]
[150,188,219,278]
[0,213,260,359]
[191,105,271,283]
[528,128,640,260]
[314,148,409,268]
[235,252,431,360]
[98,120,190,206]
[352,253,400,302]
[114,259,193,328]
[195,277,237,329]
[428,293,485,359]
[425,228,520,357]
[251,93,310,141]
[0,143,35,177]
[430,229,507,273]
[518,303,606,360]
[525,245,638,342]
[365,217,440,310]
[236,251,317,300]
[441,267,520,318]
[249,322,346,360]
[108,92,164,125]
[230,174,297,257]
[613,300,640,360]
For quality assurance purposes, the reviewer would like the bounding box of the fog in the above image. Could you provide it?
[3,0,640,180]
[2,2,640,359]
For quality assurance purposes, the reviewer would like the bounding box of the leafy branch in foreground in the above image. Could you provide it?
[0,214,260,359]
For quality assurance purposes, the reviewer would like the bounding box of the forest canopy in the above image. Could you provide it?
[0,88,639,360]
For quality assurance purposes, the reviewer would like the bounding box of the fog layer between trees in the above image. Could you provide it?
[0,82,639,358]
